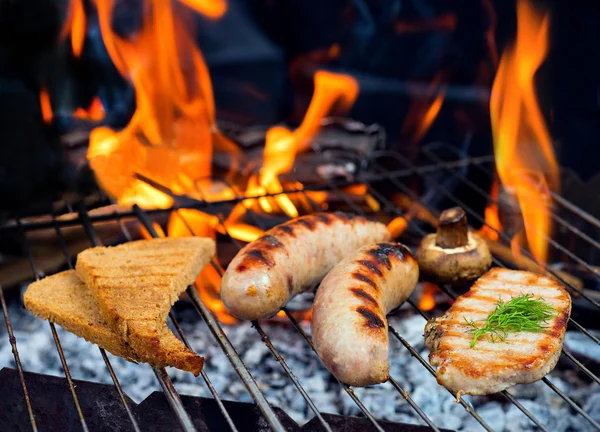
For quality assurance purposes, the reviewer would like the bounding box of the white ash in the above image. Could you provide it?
[1,289,600,431]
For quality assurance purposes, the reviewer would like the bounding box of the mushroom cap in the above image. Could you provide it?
[416,231,491,285]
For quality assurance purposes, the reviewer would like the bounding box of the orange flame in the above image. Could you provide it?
[490,0,558,265]
[74,96,106,122]
[419,283,438,311]
[60,0,86,57]
[402,73,446,146]
[88,0,223,206]
[178,0,227,19]
[39,88,53,123]
[479,179,502,241]
[244,71,359,218]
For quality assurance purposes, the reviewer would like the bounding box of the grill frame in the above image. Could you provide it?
[1,144,599,432]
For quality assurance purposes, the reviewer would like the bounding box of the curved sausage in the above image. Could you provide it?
[311,242,419,386]
[221,212,390,320]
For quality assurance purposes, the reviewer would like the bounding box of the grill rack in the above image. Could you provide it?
[1,143,599,432]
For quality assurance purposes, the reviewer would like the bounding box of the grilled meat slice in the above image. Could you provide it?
[425,268,571,395]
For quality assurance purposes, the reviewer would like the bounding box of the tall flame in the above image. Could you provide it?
[490,0,558,265]
[88,0,226,206]
[60,0,86,57]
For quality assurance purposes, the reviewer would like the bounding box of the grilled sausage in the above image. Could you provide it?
[311,243,418,386]
[221,212,391,320]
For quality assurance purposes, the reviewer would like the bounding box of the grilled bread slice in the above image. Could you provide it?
[75,237,215,376]
[24,270,141,362]
[425,268,571,395]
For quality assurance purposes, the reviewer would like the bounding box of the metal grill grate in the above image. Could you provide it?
[2,143,599,432]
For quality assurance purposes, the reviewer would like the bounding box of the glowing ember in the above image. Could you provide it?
[489,0,558,265]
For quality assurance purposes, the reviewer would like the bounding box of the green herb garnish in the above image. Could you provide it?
[465,293,557,348]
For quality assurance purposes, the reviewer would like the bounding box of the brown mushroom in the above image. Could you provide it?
[416,207,491,284]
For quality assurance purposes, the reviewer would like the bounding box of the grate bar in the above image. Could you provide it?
[424,145,600,254]
[77,205,197,432]
[15,217,90,432]
[282,309,387,432]
[332,181,563,432]
[368,159,600,345]
[542,377,600,430]
[49,210,142,432]
[383,151,600,310]
[387,376,441,432]
[133,206,286,432]
[111,203,239,432]
[180,183,333,431]
[373,169,600,410]
[170,203,333,431]
[323,184,495,431]
[214,179,395,431]
[375,154,600,425]
[421,148,600,281]
[0,288,38,431]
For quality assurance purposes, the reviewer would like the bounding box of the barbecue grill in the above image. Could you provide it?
[1,142,599,432]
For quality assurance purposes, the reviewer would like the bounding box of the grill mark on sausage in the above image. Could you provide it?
[356,307,385,328]
[296,218,317,230]
[316,214,332,224]
[366,243,410,270]
[244,249,274,268]
[278,225,295,236]
[287,275,294,294]
[259,235,283,249]
[351,288,378,306]
[357,260,383,277]
[352,272,377,289]
[236,264,248,272]
[333,211,359,223]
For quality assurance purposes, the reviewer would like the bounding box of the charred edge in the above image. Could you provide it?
[352,272,377,289]
[357,260,383,277]
[259,235,284,249]
[351,288,378,306]
[366,243,410,270]
[356,307,385,329]
[548,308,570,338]
[236,264,249,272]
[287,275,294,295]
[245,249,274,268]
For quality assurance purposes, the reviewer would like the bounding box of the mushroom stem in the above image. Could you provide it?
[435,207,468,248]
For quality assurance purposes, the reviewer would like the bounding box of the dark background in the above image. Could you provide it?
[0,0,598,212]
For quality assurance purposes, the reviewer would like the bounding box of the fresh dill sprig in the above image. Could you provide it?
[465,293,557,348]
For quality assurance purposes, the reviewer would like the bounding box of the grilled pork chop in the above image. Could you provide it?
[424,268,571,395]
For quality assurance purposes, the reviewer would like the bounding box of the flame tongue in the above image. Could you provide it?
[88,0,222,206]
[490,0,558,265]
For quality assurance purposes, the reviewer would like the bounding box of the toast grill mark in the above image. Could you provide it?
[357,306,385,329]
[352,272,377,289]
[351,288,378,306]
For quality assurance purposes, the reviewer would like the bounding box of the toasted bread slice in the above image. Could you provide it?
[75,237,215,376]
[23,270,141,362]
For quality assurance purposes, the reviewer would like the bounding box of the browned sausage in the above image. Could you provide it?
[221,212,391,320]
[311,243,419,386]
